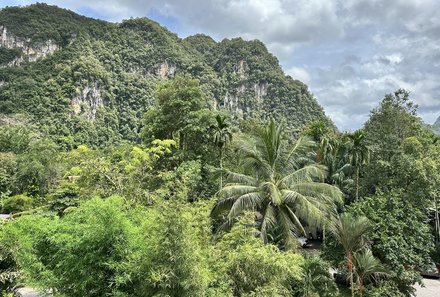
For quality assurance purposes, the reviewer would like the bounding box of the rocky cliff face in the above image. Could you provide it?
[0,4,334,146]
[155,61,177,79]
[71,81,104,121]
[0,26,59,66]
[220,59,268,117]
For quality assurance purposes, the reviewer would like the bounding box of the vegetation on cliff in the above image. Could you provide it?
[0,4,439,297]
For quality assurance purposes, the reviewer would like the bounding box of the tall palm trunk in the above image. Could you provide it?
[219,148,223,190]
[348,250,354,297]
[355,166,359,201]
[435,195,440,242]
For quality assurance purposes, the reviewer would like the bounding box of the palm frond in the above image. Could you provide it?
[330,213,371,252]
[286,136,317,166]
[228,192,264,220]
[294,195,329,229]
[353,249,389,286]
[290,182,343,205]
[224,171,257,185]
[211,196,238,217]
[260,203,277,243]
[279,165,326,187]
[285,205,306,236]
[261,181,282,206]
[277,206,297,248]
[212,120,348,249]
[218,184,258,198]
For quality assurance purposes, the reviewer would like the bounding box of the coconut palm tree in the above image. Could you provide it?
[212,114,233,189]
[353,249,388,297]
[345,130,370,201]
[330,213,370,297]
[211,120,343,248]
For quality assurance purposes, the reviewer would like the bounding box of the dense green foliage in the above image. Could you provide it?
[0,3,108,44]
[0,3,439,297]
[0,3,331,149]
[212,120,343,248]
[348,192,432,295]
[0,48,20,65]
[322,90,440,296]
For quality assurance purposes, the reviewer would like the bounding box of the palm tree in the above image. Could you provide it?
[212,114,232,189]
[304,121,334,163]
[330,213,370,297]
[353,249,388,297]
[345,130,370,201]
[211,120,343,248]
[297,256,338,297]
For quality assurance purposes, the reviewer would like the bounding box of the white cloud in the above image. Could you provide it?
[286,67,311,84]
[384,53,403,65]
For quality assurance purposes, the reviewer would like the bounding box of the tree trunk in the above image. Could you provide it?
[435,195,440,242]
[179,131,185,151]
[359,282,363,297]
[348,250,354,297]
[219,148,223,190]
[355,166,359,201]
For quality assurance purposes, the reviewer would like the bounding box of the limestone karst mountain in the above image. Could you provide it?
[0,3,333,147]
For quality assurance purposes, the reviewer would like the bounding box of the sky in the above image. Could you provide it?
[2,0,440,130]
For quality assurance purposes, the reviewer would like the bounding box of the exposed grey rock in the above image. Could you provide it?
[156,61,176,78]
[233,60,248,78]
[223,81,268,118]
[13,287,46,297]
[224,91,242,117]
[0,214,11,220]
[0,26,59,66]
[71,81,103,121]
[254,81,268,99]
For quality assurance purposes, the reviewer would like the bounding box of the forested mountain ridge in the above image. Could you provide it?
[0,3,332,148]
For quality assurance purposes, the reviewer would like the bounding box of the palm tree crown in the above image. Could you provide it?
[345,129,370,200]
[353,249,388,297]
[330,213,370,297]
[211,120,343,248]
[212,114,232,149]
[346,130,370,168]
[212,114,233,189]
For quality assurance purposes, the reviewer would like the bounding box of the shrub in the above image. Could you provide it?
[141,202,210,297]
[215,214,304,296]
[365,281,406,297]
[1,194,32,213]
[293,256,339,297]
[0,196,144,297]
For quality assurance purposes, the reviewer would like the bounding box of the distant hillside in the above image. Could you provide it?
[0,3,333,148]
